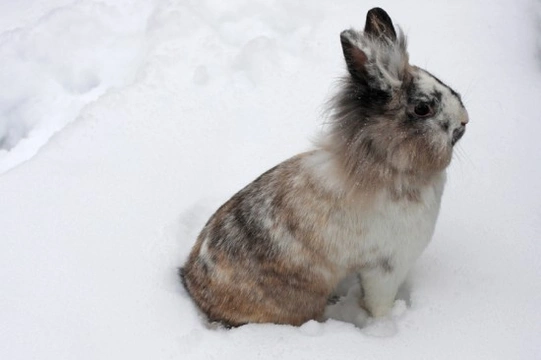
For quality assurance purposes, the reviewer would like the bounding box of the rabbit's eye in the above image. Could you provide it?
[414,102,432,117]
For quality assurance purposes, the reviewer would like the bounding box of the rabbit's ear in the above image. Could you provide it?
[340,9,408,90]
[340,30,370,82]
[364,8,397,42]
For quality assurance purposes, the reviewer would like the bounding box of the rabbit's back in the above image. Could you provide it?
[181,152,343,326]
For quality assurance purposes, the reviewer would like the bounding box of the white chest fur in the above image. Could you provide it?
[354,179,443,269]
[323,178,444,273]
[304,150,446,316]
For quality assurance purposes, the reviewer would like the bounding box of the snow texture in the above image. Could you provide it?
[1,0,540,359]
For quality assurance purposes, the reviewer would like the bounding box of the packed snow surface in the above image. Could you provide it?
[1,0,540,359]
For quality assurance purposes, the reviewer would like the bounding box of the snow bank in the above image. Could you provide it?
[0,0,152,173]
[1,0,540,359]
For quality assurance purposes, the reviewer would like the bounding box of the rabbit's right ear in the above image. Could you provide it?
[364,7,397,41]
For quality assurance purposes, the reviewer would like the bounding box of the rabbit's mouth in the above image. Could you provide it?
[451,126,465,146]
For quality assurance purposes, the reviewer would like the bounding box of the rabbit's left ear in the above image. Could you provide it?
[364,7,397,41]
[340,31,370,82]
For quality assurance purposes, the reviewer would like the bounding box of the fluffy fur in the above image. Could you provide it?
[181,7,468,327]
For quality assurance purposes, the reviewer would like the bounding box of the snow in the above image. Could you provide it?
[1,0,540,359]
[0,0,152,173]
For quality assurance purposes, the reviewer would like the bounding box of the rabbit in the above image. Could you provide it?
[180,7,469,327]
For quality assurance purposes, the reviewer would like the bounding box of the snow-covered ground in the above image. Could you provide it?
[1,0,540,359]
[0,0,152,173]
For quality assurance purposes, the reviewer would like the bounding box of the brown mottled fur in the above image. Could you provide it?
[182,155,342,326]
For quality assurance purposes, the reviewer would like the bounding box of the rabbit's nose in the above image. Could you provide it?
[460,112,469,126]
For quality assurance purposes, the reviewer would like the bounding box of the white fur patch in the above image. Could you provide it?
[302,151,446,316]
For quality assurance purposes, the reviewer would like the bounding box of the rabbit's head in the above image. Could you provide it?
[327,8,468,181]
